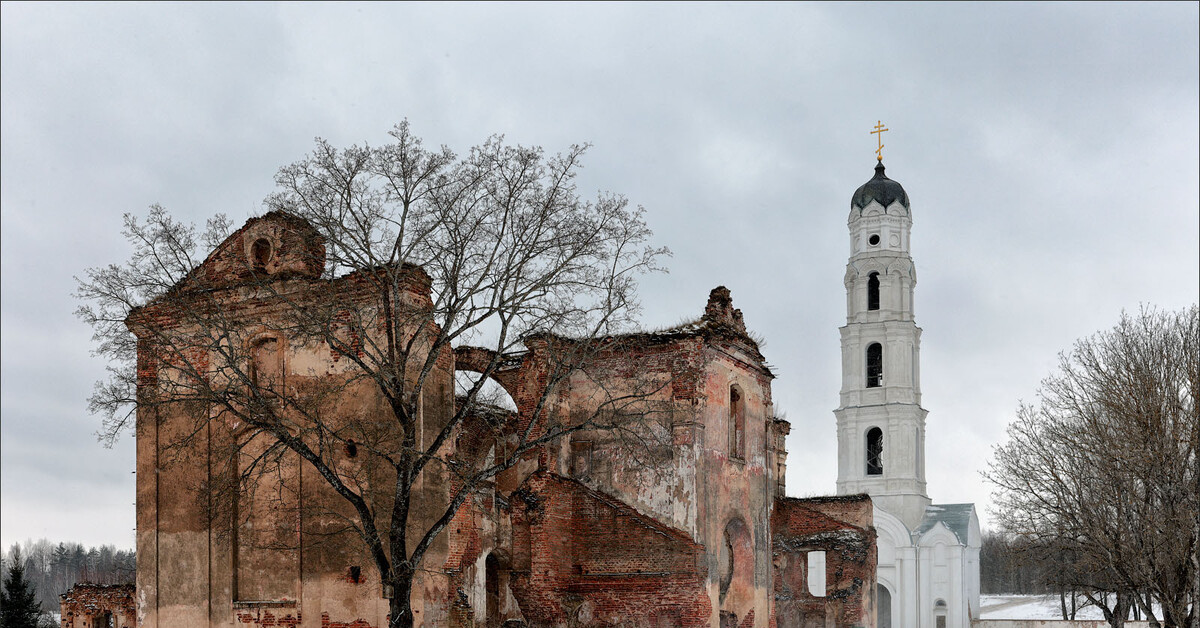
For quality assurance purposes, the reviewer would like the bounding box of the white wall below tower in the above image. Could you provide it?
[873,504,981,628]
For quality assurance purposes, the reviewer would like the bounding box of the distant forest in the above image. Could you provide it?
[2,539,135,611]
[980,530,1053,594]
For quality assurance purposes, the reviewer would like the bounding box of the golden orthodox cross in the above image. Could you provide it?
[871,120,888,161]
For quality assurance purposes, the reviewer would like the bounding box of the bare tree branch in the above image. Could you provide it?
[985,306,1199,628]
[77,122,670,628]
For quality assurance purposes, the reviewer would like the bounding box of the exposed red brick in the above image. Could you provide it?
[771,496,877,628]
[60,584,136,628]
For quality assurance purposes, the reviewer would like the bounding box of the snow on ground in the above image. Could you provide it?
[981,595,1107,620]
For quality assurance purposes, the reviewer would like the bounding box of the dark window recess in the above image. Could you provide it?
[867,427,884,475]
[868,272,880,311]
[250,337,281,391]
[570,441,593,479]
[251,238,272,269]
[344,439,358,458]
[348,565,361,583]
[729,387,746,460]
[868,234,880,246]
[866,343,883,388]
[485,553,501,626]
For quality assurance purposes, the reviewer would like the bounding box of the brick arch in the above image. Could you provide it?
[453,345,523,400]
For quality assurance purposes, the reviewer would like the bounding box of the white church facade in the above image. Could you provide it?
[834,160,981,628]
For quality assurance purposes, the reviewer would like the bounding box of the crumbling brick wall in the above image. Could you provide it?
[60,583,136,628]
[132,210,868,628]
[507,471,712,627]
[770,495,877,628]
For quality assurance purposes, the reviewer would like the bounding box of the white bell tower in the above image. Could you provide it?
[834,158,931,530]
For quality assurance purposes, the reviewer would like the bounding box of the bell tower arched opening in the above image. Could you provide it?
[866,343,883,388]
[866,427,884,476]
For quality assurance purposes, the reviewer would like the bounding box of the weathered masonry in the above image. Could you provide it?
[60,583,136,628]
[131,210,876,627]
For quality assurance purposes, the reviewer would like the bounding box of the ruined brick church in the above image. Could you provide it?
[105,161,993,628]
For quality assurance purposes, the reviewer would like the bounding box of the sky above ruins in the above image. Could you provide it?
[2,3,1197,550]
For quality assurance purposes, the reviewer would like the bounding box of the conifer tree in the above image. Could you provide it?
[0,548,42,628]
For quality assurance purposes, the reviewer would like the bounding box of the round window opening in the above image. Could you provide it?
[251,238,273,268]
[868,234,881,246]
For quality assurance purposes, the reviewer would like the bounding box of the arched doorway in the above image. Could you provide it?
[877,583,892,628]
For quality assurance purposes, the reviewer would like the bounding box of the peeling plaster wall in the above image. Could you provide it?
[696,348,776,628]
[553,337,706,537]
[134,214,453,628]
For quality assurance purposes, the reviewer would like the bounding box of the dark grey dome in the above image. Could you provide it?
[852,161,909,211]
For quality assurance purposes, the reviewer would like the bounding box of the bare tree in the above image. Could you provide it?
[985,306,1199,628]
[76,122,670,628]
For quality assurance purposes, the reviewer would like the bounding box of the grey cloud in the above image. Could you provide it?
[2,2,1196,548]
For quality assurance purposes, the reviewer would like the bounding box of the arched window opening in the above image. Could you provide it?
[934,599,948,628]
[867,272,880,311]
[455,371,517,411]
[570,440,593,479]
[866,427,884,475]
[251,238,273,269]
[250,336,282,394]
[866,343,883,388]
[729,386,745,460]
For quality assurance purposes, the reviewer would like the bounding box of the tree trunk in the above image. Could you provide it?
[389,567,415,628]
[1110,591,1128,628]
[1191,515,1200,628]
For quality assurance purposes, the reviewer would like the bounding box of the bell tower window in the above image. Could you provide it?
[866,427,883,475]
[867,272,880,311]
[866,343,883,388]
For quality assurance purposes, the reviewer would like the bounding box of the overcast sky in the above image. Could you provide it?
[2,3,1197,551]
